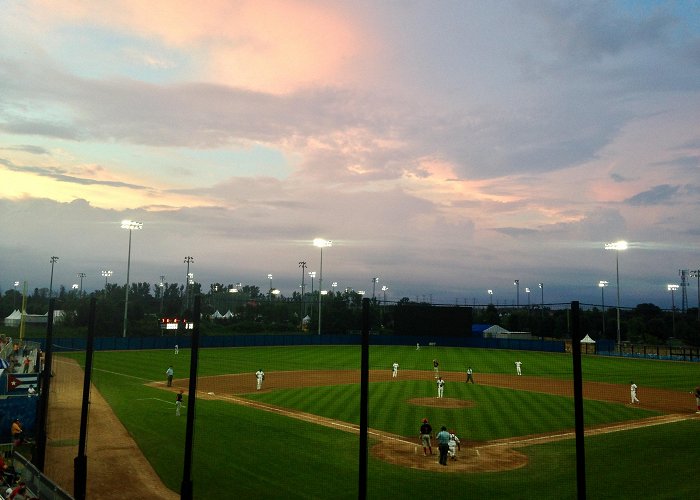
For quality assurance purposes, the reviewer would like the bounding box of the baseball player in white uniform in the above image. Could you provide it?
[436,376,445,398]
[392,362,399,378]
[630,381,639,404]
[448,431,461,460]
[256,369,265,390]
[515,360,522,376]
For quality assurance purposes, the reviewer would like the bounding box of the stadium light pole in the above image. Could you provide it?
[102,270,113,288]
[308,271,316,320]
[372,277,379,299]
[525,287,531,309]
[298,261,307,316]
[121,220,143,338]
[668,284,679,337]
[598,280,608,337]
[267,274,273,301]
[159,275,166,314]
[381,285,389,304]
[487,289,493,304]
[313,238,332,335]
[49,256,59,299]
[13,281,20,310]
[691,270,700,321]
[184,256,194,313]
[514,279,520,308]
[77,272,86,296]
[605,240,628,353]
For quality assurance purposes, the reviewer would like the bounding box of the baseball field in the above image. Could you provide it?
[46,344,700,499]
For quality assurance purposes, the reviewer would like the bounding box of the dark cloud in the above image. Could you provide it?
[0,157,149,190]
[1,145,50,155]
[624,184,679,206]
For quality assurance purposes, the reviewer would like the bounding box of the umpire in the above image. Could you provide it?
[436,426,451,466]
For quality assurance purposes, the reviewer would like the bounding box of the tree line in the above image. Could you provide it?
[0,283,698,345]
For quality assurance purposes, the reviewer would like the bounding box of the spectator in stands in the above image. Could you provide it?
[8,481,28,499]
[27,385,36,397]
[22,356,31,374]
[11,419,22,446]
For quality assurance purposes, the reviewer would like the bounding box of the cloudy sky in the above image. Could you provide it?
[1,0,699,309]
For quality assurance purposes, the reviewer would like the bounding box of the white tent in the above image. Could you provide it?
[3,310,21,327]
[581,334,596,344]
[211,310,223,319]
[223,310,234,319]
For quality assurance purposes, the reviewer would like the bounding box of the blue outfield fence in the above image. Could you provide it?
[28,334,566,353]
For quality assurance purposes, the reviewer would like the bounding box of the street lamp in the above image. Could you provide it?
[121,220,142,338]
[313,238,332,335]
[49,256,59,299]
[668,284,679,337]
[487,289,493,304]
[372,277,379,299]
[268,274,273,301]
[184,256,194,313]
[605,240,628,352]
[514,280,520,307]
[598,280,609,337]
[77,272,86,295]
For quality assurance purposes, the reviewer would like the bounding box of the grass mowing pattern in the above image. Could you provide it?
[60,344,700,499]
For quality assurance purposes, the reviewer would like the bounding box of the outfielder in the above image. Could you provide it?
[630,381,640,404]
[256,369,265,390]
[392,362,399,378]
[437,376,445,398]
[694,386,700,413]
[515,360,522,376]
[448,430,461,460]
[433,359,439,378]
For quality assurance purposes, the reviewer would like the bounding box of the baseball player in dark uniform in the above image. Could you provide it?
[419,418,433,456]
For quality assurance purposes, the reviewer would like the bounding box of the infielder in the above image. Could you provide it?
[515,360,522,376]
[630,381,640,404]
[466,367,474,384]
[694,386,700,413]
[174,344,179,355]
[256,369,265,390]
[392,362,399,378]
[437,376,445,398]
[448,430,461,460]
[433,359,439,378]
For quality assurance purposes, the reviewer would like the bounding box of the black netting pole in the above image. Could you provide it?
[74,297,96,500]
[32,298,55,470]
[181,295,201,500]
[571,301,586,499]
[358,298,369,500]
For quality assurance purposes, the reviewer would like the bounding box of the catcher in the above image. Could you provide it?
[448,430,461,460]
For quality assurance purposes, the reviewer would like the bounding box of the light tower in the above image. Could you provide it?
[678,269,689,313]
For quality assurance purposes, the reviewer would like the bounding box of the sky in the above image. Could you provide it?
[1,0,699,310]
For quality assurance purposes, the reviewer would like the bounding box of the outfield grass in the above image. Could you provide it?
[59,344,700,499]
